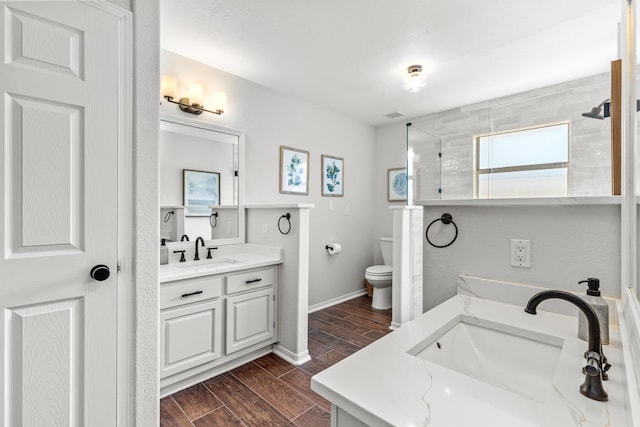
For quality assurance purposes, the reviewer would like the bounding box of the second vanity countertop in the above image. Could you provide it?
[160,243,283,283]
[311,295,629,427]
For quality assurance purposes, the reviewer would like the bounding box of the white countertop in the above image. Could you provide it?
[311,295,628,427]
[160,244,283,283]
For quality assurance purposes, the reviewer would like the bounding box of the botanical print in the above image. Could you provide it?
[280,146,309,194]
[287,154,304,187]
[321,155,344,196]
[183,169,220,216]
[388,167,408,201]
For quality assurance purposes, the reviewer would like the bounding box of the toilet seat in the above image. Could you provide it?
[365,265,392,276]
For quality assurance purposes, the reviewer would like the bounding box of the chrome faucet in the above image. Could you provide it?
[194,237,205,261]
[524,290,610,402]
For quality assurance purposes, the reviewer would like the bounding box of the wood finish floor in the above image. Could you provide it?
[160,295,392,427]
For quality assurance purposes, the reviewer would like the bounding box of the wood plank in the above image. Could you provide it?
[316,349,349,367]
[293,405,331,427]
[160,397,193,427]
[203,372,292,426]
[193,406,243,427]
[310,311,375,335]
[231,362,314,419]
[171,383,222,421]
[309,318,375,347]
[280,368,332,411]
[342,313,392,332]
[364,329,389,340]
[611,58,621,195]
[253,352,296,378]
[308,336,332,358]
[308,328,361,356]
[299,357,332,376]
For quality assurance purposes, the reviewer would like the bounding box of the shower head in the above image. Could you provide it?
[581,99,610,120]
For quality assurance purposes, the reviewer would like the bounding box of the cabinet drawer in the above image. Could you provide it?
[226,268,274,295]
[161,276,222,309]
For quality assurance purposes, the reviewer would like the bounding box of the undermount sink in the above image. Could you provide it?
[177,258,241,268]
[407,315,563,402]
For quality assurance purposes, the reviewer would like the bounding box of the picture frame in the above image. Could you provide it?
[280,146,309,195]
[321,154,344,197]
[388,167,408,201]
[183,169,220,216]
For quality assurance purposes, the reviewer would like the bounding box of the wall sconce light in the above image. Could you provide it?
[404,64,427,93]
[161,75,227,115]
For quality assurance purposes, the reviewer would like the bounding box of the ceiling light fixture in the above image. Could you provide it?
[161,75,227,115]
[404,64,426,93]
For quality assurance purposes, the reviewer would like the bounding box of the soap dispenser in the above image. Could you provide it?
[160,238,168,265]
[577,278,609,345]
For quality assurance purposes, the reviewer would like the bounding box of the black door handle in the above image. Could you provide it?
[90,264,111,281]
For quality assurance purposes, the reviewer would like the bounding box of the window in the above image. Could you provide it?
[475,123,569,198]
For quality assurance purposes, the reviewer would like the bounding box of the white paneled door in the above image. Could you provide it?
[0,2,126,426]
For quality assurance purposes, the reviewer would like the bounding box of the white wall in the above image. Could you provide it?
[373,123,407,263]
[161,50,376,306]
[132,2,159,426]
[422,204,621,311]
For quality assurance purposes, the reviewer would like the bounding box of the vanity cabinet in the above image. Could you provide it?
[159,265,279,395]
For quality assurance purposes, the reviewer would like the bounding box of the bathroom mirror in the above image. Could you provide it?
[159,113,245,245]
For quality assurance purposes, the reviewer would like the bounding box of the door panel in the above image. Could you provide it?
[226,288,275,354]
[0,2,125,426]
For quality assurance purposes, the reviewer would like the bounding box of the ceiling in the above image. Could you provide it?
[160,0,620,127]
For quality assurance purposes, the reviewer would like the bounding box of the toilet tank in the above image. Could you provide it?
[380,237,393,266]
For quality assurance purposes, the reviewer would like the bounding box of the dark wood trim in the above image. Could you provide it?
[611,59,622,196]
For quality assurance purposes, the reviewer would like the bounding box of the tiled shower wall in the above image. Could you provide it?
[410,72,612,199]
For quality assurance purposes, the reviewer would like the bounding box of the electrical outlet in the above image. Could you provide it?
[511,239,531,267]
[262,224,268,238]
[227,221,232,235]
[328,199,334,211]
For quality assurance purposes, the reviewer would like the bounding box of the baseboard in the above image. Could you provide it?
[272,345,311,366]
[308,289,368,314]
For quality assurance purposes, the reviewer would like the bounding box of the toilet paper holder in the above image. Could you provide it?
[325,243,342,254]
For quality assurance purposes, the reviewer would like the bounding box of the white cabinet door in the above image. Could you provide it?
[0,3,128,426]
[226,288,275,354]
[160,300,223,378]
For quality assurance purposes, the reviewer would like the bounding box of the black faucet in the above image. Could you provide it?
[524,290,609,402]
[180,234,189,242]
[194,237,205,261]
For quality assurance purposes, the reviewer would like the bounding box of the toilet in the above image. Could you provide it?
[365,237,393,310]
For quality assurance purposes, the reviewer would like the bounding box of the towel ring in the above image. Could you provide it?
[209,212,218,228]
[278,213,291,235]
[425,213,458,248]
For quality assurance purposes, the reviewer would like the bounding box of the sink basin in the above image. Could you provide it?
[407,315,563,402]
[177,258,241,268]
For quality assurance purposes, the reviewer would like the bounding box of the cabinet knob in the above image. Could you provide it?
[90,264,111,281]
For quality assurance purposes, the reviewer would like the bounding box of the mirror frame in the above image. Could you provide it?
[159,112,246,246]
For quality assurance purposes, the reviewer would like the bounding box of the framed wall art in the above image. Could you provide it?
[280,146,309,195]
[183,169,220,216]
[388,167,408,201]
[321,154,344,197]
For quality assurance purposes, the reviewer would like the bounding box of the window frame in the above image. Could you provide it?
[474,122,570,198]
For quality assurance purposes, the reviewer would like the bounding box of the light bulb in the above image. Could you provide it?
[404,65,426,93]
[188,83,204,106]
[213,92,227,113]
[161,75,177,100]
